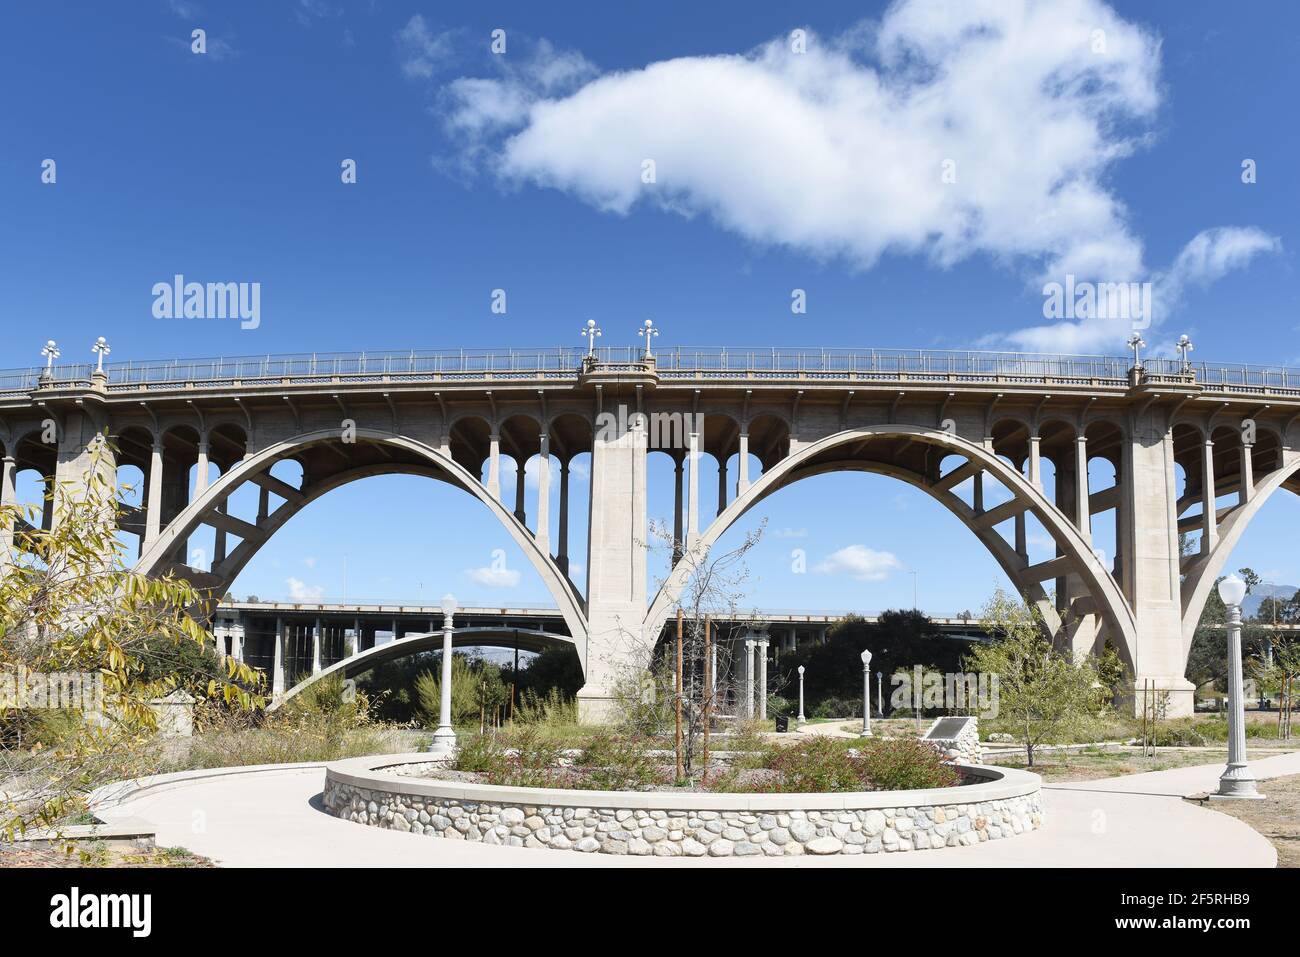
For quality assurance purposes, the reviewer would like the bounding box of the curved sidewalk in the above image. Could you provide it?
[96,751,1299,868]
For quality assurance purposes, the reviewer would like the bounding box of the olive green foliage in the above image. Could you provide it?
[1,438,259,839]
[965,589,1117,767]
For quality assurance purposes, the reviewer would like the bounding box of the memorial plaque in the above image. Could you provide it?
[923,716,973,741]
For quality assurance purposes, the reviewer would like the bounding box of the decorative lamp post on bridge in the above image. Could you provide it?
[581,319,601,358]
[860,648,873,738]
[1212,574,1264,801]
[428,593,459,758]
[797,665,806,726]
[91,336,111,374]
[639,319,659,359]
[1175,334,1194,374]
[40,339,60,380]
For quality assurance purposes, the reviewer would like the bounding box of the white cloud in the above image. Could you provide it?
[427,0,1277,353]
[286,577,324,600]
[814,545,903,581]
[396,15,458,80]
[466,565,521,588]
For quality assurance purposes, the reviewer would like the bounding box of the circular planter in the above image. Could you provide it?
[323,753,1044,857]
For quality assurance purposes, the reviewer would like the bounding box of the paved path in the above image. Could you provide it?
[97,751,1300,867]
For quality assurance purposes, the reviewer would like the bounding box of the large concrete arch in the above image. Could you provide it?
[132,429,590,659]
[1180,453,1300,651]
[267,626,576,711]
[643,425,1138,666]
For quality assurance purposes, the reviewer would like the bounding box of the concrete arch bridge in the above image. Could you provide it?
[5,345,1300,718]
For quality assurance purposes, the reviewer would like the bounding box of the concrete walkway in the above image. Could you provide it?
[96,750,1300,867]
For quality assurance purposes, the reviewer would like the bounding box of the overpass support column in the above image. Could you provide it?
[1121,410,1194,717]
[312,617,322,675]
[743,638,756,719]
[1074,436,1091,544]
[1028,435,1042,489]
[535,436,551,553]
[737,433,750,495]
[1,455,15,569]
[686,430,700,547]
[145,441,164,548]
[487,434,501,501]
[194,440,210,497]
[1057,440,1096,657]
[671,455,683,564]
[1240,441,1255,504]
[578,405,648,722]
[558,460,570,574]
[1201,439,1218,553]
[272,617,285,698]
[514,456,527,525]
[716,457,728,516]
[757,638,769,720]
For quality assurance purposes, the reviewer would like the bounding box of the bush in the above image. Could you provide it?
[766,737,866,792]
[811,696,861,719]
[451,733,507,774]
[575,731,666,790]
[1152,725,1208,748]
[856,737,960,791]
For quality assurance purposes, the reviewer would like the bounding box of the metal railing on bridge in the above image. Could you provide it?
[5,346,1300,393]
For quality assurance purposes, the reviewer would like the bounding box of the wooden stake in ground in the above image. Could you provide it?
[675,608,684,781]
[702,614,712,779]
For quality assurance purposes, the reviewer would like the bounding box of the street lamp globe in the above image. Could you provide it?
[440,593,458,618]
[1218,574,1247,608]
[797,665,804,676]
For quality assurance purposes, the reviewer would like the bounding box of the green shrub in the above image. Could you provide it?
[575,731,666,790]
[856,737,960,790]
[1152,725,1208,747]
[766,737,867,792]
[811,696,861,719]
[451,733,507,774]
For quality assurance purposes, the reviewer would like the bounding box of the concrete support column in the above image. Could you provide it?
[514,456,527,524]
[1240,441,1255,504]
[1028,435,1042,488]
[212,501,227,566]
[535,435,551,553]
[686,430,700,546]
[972,470,984,513]
[578,405,648,721]
[1014,512,1027,560]
[1122,412,1194,716]
[737,433,750,495]
[312,616,322,674]
[717,457,728,516]
[1,456,16,567]
[352,617,361,657]
[232,622,244,664]
[272,617,285,697]
[194,440,210,497]
[487,434,501,501]
[757,638,769,720]
[1202,439,1217,554]
[557,460,570,574]
[145,441,164,548]
[672,455,684,564]
[744,638,756,719]
[1074,435,1091,544]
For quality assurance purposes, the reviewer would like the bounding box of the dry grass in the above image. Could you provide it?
[0,843,212,868]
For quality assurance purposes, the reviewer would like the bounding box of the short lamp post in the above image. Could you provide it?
[860,649,873,738]
[428,593,458,758]
[1213,574,1263,800]
[876,670,884,717]
[797,665,806,726]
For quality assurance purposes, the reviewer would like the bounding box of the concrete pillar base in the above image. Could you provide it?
[576,689,623,725]
[1120,676,1196,719]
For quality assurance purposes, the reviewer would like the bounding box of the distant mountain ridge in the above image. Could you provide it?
[1245,583,1299,618]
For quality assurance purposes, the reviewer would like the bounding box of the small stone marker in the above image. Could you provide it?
[922,715,982,764]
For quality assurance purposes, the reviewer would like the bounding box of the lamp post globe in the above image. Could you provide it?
[1212,574,1262,800]
[428,593,459,757]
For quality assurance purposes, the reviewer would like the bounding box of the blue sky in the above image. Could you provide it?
[2,0,1298,613]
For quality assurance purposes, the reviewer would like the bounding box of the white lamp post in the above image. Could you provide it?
[1127,331,1146,370]
[639,319,659,359]
[876,670,884,716]
[1175,334,1194,373]
[1213,574,1263,800]
[40,339,60,373]
[797,665,806,726]
[860,649,873,737]
[581,319,601,357]
[91,336,111,373]
[428,593,458,757]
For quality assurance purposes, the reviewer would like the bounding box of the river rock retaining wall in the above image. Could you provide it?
[323,754,1043,857]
